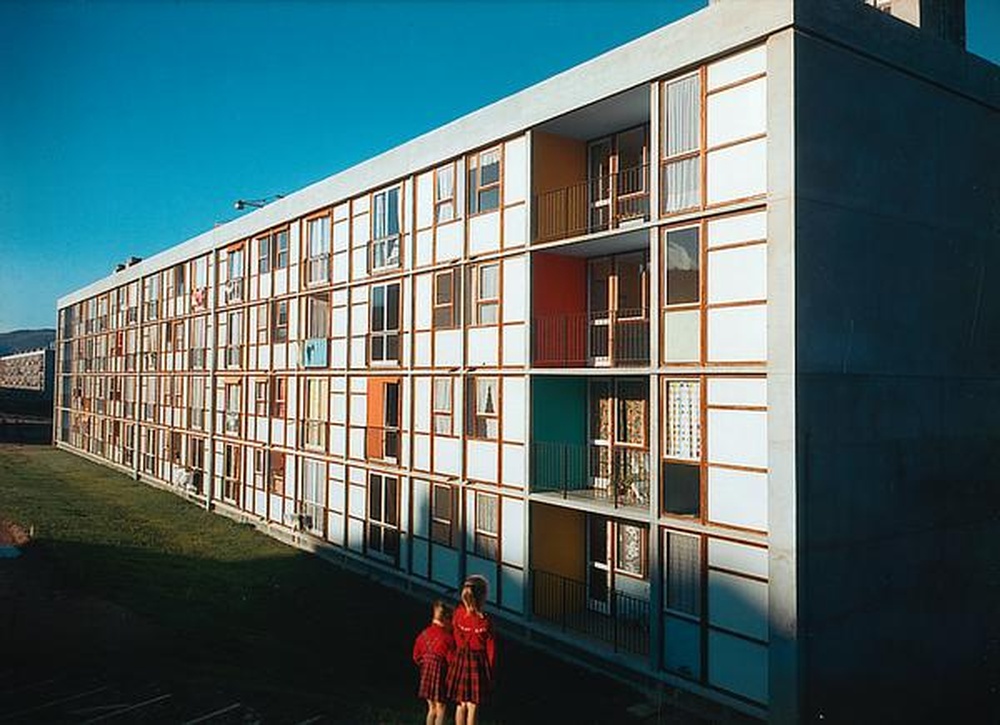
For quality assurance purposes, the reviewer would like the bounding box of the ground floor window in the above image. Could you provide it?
[367,473,399,560]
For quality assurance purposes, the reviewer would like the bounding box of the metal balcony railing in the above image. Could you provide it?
[534,165,649,244]
[531,442,650,509]
[532,569,649,656]
[533,309,649,367]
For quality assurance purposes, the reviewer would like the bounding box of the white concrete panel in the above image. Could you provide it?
[501,497,524,566]
[348,484,366,518]
[469,212,500,256]
[330,424,347,457]
[707,304,767,362]
[330,339,347,368]
[468,327,499,367]
[434,330,462,368]
[330,304,348,337]
[501,444,525,488]
[350,337,367,368]
[414,376,431,433]
[333,218,350,253]
[707,409,768,469]
[501,324,526,367]
[663,616,702,678]
[412,331,430,367]
[708,630,769,704]
[411,538,429,578]
[707,44,766,91]
[329,475,346,513]
[434,437,462,476]
[415,274,432,330]
[436,222,463,262]
[351,248,367,281]
[467,440,498,483]
[333,251,349,284]
[432,546,460,588]
[412,478,430,538]
[503,136,527,204]
[271,419,285,444]
[466,556,498,605]
[348,426,366,459]
[707,137,767,205]
[347,518,365,553]
[350,376,368,393]
[351,210,370,245]
[708,244,767,304]
[349,465,366,485]
[708,466,768,531]
[350,302,369,335]
[707,377,767,408]
[502,205,527,248]
[708,538,768,579]
[325,512,343,546]
[349,392,367,423]
[502,377,526,442]
[416,229,434,268]
[275,344,289,370]
[502,256,526,323]
[417,172,434,229]
[501,565,525,613]
[708,77,767,148]
[269,495,284,523]
[334,202,349,222]
[664,309,701,363]
[414,433,431,471]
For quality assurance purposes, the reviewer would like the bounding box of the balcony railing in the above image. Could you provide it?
[532,569,649,656]
[532,442,649,509]
[534,165,649,244]
[533,309,649,367]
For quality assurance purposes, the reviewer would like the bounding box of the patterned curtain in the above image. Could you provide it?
[667,380,700,460]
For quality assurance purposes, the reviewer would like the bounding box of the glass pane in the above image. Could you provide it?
[616,524,645,576]
[665,228,700,304]
[666,380,701,459]
[433,379,451,411]
[385,478,398,526]
[476,493,498,534]
[589,380,611,441]
[616,381,646,445]
[665,531,701,615]
[384,383,399,427]
[662,158,701,213]
[385,284,400,330]
[476,378,498,415]
[616,254,645,314]
[589,260,611,316]
[437,164,454,200]
[371,286,385,332]
[467,166,479,214]
[663,462,701,516]
[386,187,400,236]
[373,192,386,239]
[479,186,500,211]
[435,272,452,305]
[663,75,701,157]
[433,485,452,520]
[369,475,383,521]
[479,265,499,299]
[477,302,498,325]
[480,149,500,185]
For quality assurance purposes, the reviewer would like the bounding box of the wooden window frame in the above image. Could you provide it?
[303,212,331,287]
[431,483,457,548]
[473,491,500,561]
[269,451,286,495]
[613,521,648,579]
[369,281,401,365]
[467,146,502,216]
[432,269,458,329]
[434,162,457,224]
[473,262,500,326]
[272,299,289,343]
[432,377,453,436]
[367,472,400,561]
[467,376,500,441]
[370,186,402,272]
[254,380,268,416]
[659,71,703,216]
[271,377,287,419]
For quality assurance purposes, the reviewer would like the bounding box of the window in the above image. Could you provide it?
[371,187,401,270]
[467,377,499,440]
[435,163,456,223]
[468,147,501,214]
[225,246,245,303]
[274,229,289,269]
[616,380,647,446]
[224,382,241,435]
[664,227,700,305]
[225,311,243,368]
[302,377,328,450]
[192,257,209,311]
[431,483,457,547]
[171,320,185,350]
[474,492,499,560]
[367,377,400,460]
[223,443,241,502]
[254,380,268,416]
[189,377,205,430]
[306,294,329,340]
[474,263,499,325]
[272,300,289,343]
[663,379,701,517]
[432,378,452,435]
[271,377,287,418]
[664,530,701,616]
[189,316,207,369]
[256,304,269,345]
[370,283,400,363]
[433,270,458,329]
[368,473,400,560]
[661,74,702,214]
[615,523,647,577]
[257,235,271,274]
[270,451,286,495]
[173,264,186,297]
[300,459,326,535]
[305,215,330,285]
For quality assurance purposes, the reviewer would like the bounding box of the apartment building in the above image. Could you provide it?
[53,1,1000,721]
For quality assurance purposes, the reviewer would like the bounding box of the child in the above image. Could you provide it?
[447,576,495,725]
[413,600,455,725]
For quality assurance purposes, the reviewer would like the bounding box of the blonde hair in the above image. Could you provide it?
[461,576,488,613]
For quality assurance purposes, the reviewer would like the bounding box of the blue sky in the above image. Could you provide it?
[1,0,997,333]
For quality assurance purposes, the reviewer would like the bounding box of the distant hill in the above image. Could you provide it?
[0,329,56,356]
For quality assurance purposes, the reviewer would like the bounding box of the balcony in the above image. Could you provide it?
[534,165,649,244]
[533,309,649,367]
[532,442,650,510]
[532,569,649,656]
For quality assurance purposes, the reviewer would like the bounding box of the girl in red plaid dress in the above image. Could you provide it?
[413,600,455,725]
[447,576,495,725]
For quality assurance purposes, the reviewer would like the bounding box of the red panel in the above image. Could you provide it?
[532,253,587,366]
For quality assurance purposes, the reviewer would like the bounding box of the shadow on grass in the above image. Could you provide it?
[2,537,642,724]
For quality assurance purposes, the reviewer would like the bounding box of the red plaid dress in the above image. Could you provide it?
[413,623,455,702]
[446,607,495,704]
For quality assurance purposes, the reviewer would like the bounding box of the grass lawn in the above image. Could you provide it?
[0,444,693,724]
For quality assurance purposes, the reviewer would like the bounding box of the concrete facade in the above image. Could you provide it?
[53,1,999,722]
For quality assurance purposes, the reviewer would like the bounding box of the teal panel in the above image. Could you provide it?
[531,377,587,445]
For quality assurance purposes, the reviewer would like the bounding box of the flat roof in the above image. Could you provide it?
[58,0,795,309]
